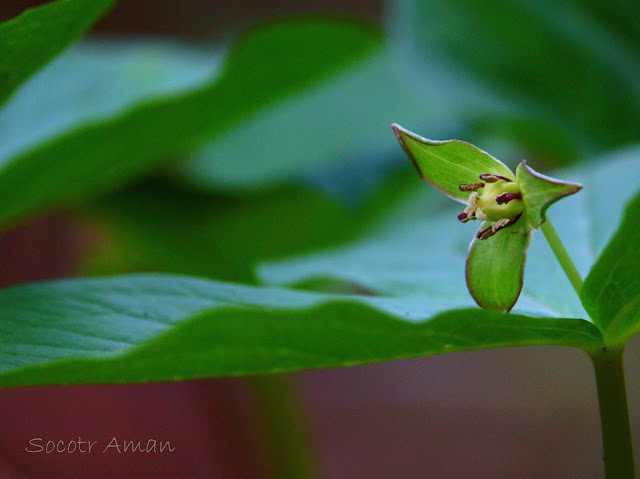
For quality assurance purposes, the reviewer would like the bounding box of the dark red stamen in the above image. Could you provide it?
[495,192,523,204]
[476,213,523,240]
[479,174,512,183]
[476,226,494,240]
[458,213,470,223]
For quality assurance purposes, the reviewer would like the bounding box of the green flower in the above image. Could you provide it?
[392,124,582,312]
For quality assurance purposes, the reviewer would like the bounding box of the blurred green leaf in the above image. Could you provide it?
[0,274,601,387]
[78,181,357,283]
[1,28,513,199]
[0,18,380,228]
[581,189,640,345]
[392,0,640,150]
[77,169,429,283]
[174,47,493,192]
[0,40,222,168]
[0,0,115,106]
[178,0,640,194]
[260,146,640,319]
[1,0,637,225]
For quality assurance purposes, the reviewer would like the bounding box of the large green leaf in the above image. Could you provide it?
[0,274,601,387]
[6,147,640,387]
[260,147,640,320]
[581,190,640,346]
[0,18,379,228]
[0,0,115,106]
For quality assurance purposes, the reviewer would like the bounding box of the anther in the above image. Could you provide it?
[476,213,523,240]
[479,174,512,183]
[459,182,485,192]
[492,219,510,232]
[495,192,522,204]
[476,226,496,240]
[458,213,470,223]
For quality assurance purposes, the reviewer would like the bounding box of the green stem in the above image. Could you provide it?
[541,219,635,477]
[248,374,317,479]
[590,348,636,479]
[540,219,583,296]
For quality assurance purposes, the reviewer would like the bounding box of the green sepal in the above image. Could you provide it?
[392,124,514,204]
[466,217,533,312]
[516,160,582,228]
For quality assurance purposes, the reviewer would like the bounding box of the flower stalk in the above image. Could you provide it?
[539,219,583,296]
[539,218,634,478]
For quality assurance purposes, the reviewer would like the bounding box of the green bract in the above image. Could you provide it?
[392,124,582,312]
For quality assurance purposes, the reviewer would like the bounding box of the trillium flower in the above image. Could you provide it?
[392,124,582,312]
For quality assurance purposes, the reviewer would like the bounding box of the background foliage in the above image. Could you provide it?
[0,0,638,414]
[1,1,639,478]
